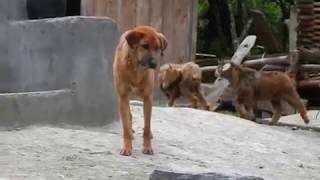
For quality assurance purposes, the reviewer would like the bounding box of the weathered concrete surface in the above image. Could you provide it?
[0,105,319,180]
[264,110,320,129]
[0,89,73,127]
[5,16,118,125]
[0,0,27,21]
[0,0,27,91]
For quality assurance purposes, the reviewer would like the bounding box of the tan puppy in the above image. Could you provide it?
[158,62,212,110]
[113,26,167,156]
[218,62,310,125]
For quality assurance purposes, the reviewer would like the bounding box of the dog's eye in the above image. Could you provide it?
[141,44,149,49]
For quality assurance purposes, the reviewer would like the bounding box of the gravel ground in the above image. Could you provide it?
[0,105,319,180]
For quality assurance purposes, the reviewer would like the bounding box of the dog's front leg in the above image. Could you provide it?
[119,95,133,156]
[142,95,154,155]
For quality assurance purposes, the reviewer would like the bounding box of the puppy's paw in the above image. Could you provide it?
[142,147,154,155]
[120,148,132,156]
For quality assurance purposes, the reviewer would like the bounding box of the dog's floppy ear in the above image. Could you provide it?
[157,33,168,56]
[125,30,144,47]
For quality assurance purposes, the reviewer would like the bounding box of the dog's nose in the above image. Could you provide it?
[148,57,157,69]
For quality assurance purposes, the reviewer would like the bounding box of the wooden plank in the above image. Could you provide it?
[161,0,174,64]
[95,0,107,16]
[189,0,198,60]
[81,0,119,21]
[105,0,119,22]
[149,0,163,31]
[173,0,190,62]
[136,0,150,25]
[81,0,93,15]
[118,0,137,33]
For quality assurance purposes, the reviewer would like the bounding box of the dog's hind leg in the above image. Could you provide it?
[283,91,310,124]
[196,91,212,111]
[119,95,133,156]
[180,87,199,108]
[269,99,282,125]
[236,103,249,120]
[130,112,135,134]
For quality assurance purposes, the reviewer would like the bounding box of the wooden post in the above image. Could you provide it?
[289,5,298,51]
[227,0,239,50]
[287,50,299,81]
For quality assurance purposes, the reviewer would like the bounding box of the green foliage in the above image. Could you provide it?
[197,0,295,56]
[218,110,240,117]
[198,0,209,17]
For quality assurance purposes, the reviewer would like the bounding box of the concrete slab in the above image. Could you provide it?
[0,105,319,179]
[263,110,320,130]
[0,89,73,127]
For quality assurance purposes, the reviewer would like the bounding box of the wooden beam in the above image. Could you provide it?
[301,64,320,71]
[200,66,218,72]
[298,47,320,63]
[244,56,288,66]
[298,79,320,88]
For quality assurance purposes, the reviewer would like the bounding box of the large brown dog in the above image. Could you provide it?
[113,26,167,156]
[158,62,212,110]
[217,62,310,125]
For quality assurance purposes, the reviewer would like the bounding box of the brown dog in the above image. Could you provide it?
[113,26,167,156]
[158,62,212,110]
[217,62,310,125]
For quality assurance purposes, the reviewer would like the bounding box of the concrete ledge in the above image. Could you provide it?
[0,89,73,127]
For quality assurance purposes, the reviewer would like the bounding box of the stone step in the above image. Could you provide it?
[0,89,73,127]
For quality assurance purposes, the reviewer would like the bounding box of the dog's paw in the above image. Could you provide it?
[120,148,132,156]
[142,147,154,155]
[268,121,276,126]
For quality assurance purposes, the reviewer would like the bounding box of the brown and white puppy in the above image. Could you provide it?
[158,62,212,110]
[113,26,167,156]
[217,62,310,125]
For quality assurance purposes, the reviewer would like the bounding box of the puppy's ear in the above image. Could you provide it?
[157,33,168,55]
[125,30,144,47]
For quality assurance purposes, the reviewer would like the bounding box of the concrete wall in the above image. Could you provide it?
[0,1,119,126]
[0,0,27,92]
[0,16,119,126]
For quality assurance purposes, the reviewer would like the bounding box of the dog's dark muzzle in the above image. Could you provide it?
[140,57,157,69]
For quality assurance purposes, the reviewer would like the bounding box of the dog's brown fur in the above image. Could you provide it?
[113,26,167,156]
[218,62,310,125]
[158,62,212,110]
